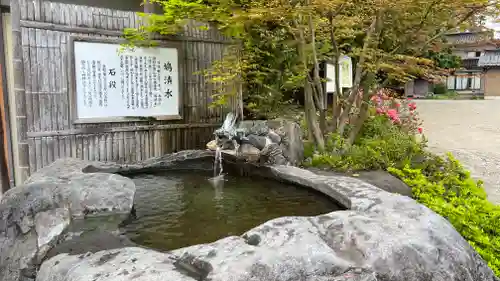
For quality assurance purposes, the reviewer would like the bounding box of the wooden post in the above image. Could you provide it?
[0,97,10,193]
[11,1,30,182]
[0,11,14,189]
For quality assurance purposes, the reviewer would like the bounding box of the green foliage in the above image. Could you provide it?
[231,24,304,119]
[123,0,496,122]
[304,115,426,171]
[425,49,462,69]
[303,112,500,277]
[427,90,458,100]
[432,83,448,95]
[388,159,500,276]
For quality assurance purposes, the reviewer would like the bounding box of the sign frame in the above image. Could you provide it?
[68,36,184,124]
[325,55,353,93]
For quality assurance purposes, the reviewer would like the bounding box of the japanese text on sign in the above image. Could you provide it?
[74,41,180,120]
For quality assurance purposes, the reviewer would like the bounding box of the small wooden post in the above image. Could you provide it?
[11,0,30,183]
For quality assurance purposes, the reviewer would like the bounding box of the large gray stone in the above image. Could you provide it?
[274,120,304,166]
[246,134,267,150]
[310,168,413,197]
[0,158,136,281]
[36,164,498,281]
[211,114,304,166]
[87,150,215,174]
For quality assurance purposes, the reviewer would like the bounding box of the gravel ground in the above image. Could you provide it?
[416,100,500,204]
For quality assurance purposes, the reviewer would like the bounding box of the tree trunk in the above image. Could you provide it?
[294,17,325,150]
[336,15,378,136]
[308,11,326,137]
[304,82,324,149]
[346,87,372,145]
[329,13,342,133]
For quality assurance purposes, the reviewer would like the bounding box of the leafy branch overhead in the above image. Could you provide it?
[125,0,499,146]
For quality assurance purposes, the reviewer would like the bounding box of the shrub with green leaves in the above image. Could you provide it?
[303,113,499,277]
[388,157,500,276]
[304,115,426,172]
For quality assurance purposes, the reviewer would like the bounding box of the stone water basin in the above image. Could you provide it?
[122,171,342,251]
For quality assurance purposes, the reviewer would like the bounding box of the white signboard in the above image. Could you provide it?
[73,41,180,120]
[326,55,353,93]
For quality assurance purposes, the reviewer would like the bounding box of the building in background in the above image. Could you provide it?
[405,30,500,99]
[444,30,497,99]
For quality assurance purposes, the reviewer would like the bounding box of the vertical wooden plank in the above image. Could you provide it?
[99,134,106,161]
[70,135,76,158]
[124,132,131,163]
[34,0,43,22]
[208,41,215,123]
[47,31,55,132]
[153,130,160,157]
[142,131,147,161]
[53,136,59,162]
[143,130,150,159]
[60,33,69,129]
[135,131,141,162]
[65,136,71,158]
[82,135,88,160]
[90,134,96,161]
[111,133,118,162]
[176,128,181,152]
[171,129,177,153]
[130,131,136,162]
[64,3,73,27]
[199,41,207,122]
[89,134,96,161]
[29,28,40,133]
[125,132,132,163]
[20,0,28,20]
[21,30,33,134]
[94,134,100,161]
[58,136,65,158]
[117,132,123,163]
[105,134,112,162]
[190,42,197,123]
[183,127,188,151]
[104,9,112,30]
[56,3,64,26]
[52,36,64,131]
[39,30,52,167]
[35,137,42,170]
[74,135,80,159]
[35,29,44,132]
[42,0,51,23]
[28,139,36,174]
[163,130,169,154]
[73,4,81,27]
[147,130,153,158]
[45,137,53,165]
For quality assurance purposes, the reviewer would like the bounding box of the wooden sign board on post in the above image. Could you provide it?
[325,55,353,93]
[69,37,182,123]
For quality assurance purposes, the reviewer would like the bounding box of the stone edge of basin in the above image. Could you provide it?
[3,149,499,281]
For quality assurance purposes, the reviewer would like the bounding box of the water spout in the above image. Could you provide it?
[214,146,224,177]
[209,138,225,188]
[209,112,241,188]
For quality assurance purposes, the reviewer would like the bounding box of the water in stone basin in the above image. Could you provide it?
[121,171,341,251]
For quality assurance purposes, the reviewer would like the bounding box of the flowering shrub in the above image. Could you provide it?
[370,89,423,135]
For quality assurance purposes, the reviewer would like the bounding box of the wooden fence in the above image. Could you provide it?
[11,0,233,182]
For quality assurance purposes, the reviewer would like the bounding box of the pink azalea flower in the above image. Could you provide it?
[408,102,417,111]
